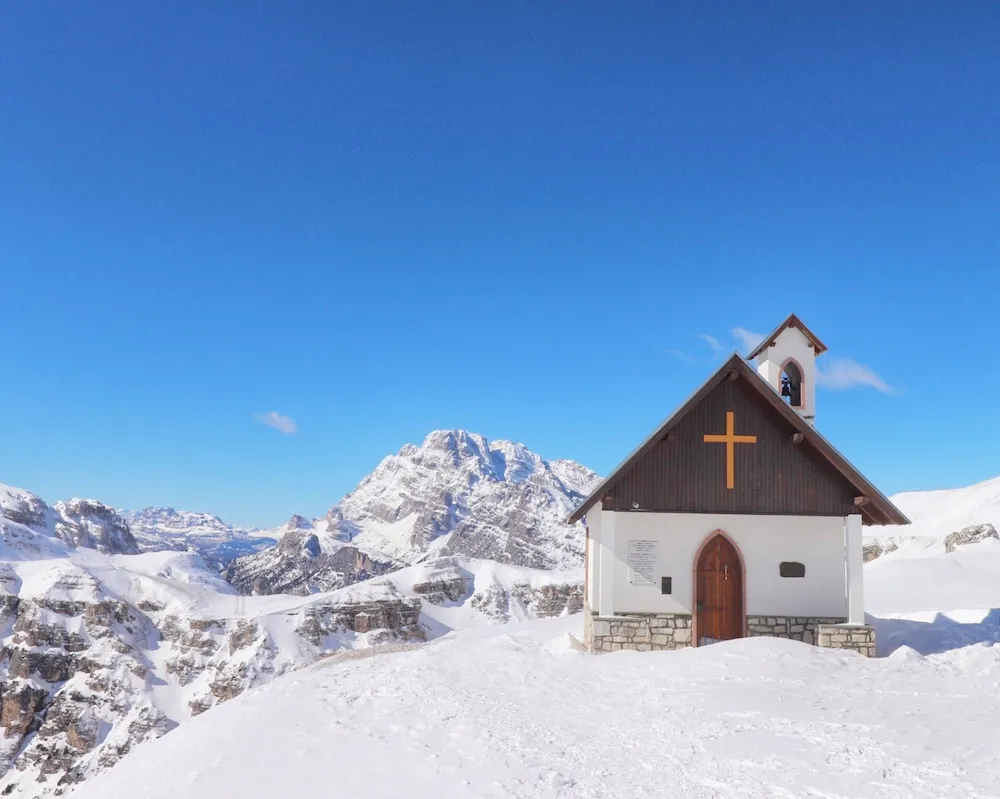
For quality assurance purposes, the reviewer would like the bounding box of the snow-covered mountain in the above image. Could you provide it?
[225,430,601,595]
[62,471,1000,799]
[0,484,138,558]
[121,507,276,568]
[6,450,1000,798]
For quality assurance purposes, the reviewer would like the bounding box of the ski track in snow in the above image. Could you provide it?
[74,616,1000,799]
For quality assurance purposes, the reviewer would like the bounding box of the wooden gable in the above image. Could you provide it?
[604,374,857,516]
[569,354,908,526]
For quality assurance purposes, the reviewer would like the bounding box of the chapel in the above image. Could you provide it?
[570,314,908,656]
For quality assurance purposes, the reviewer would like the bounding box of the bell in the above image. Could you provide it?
[781,381,791,398]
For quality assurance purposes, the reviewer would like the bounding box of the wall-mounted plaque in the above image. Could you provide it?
[779,561,806,578]
[627,540,658,587]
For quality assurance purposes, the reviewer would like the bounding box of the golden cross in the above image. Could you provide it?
[703,411,757,490]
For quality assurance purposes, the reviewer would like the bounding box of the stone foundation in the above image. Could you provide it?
[583,606,872,655]
[816,623,876,657]
[584,606,692,653]
[746,616,847,646]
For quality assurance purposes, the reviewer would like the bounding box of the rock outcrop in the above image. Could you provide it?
[944,523,999,553]
[0,484,138,557]
[223,527,397,595]
[863,541,898,563]
[470,580,583,623]
[51,499,139,554]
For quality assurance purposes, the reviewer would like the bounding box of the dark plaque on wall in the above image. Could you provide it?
[779,561,806,578]
[661,576,672,594]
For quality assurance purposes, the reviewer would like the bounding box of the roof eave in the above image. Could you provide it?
[567,353,909,528]
[746,313,828,361]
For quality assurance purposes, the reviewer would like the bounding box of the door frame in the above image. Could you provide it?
[691,529,747,647]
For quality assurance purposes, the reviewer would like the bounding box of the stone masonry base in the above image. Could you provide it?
[747,616,846,646]
[583,606,691,653]
[584,605,874,656]
[816,623,876,657]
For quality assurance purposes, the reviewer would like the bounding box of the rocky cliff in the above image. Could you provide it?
[224,430,600,595]
[1,485,138,557]
[223,520,397,596]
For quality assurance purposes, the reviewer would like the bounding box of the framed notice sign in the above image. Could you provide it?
[627,540,658,587]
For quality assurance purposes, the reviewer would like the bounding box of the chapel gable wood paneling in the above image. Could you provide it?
[606,377,858,516]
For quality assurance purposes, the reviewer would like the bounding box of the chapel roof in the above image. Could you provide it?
[567,353,908,526]
[746,313,828,360]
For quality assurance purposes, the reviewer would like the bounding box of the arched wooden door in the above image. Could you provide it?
[695,533,744,645]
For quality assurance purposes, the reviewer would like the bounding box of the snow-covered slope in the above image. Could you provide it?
[225,430,601,595]
[7,460,1000,798]
[0,544,583,797]
[70,617,1000,799]
[121,506,276,567]
[866,474,1000,554]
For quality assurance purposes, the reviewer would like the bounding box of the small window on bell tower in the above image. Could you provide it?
[780,361,803,408]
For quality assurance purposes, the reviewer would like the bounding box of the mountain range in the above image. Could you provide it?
[1,429,998,797]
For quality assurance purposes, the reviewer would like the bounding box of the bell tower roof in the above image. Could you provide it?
[746,313,827,361]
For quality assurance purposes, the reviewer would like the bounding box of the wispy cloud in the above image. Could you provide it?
[816,358,894,394]
[732,327,765,353]
[255,411,298,434]
[665,348,695,363]
[698,334,723,353]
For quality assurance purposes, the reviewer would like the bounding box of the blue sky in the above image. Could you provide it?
[1,2,998,527]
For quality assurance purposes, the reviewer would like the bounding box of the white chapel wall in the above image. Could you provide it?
[584,507,602,606]
[608,511,847,618]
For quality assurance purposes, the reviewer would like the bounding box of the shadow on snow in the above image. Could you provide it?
[870,609,1000,656]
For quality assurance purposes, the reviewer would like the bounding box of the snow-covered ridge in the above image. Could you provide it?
[121,506,276,567]
[0,483,138,559]
[866,473,1000,556]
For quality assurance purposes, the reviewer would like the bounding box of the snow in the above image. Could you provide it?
[866,474,1000,553]
[866,538,1000,615]
[8,461,1000,798]
[72,615,1000,799]
[59,472,1000,798]
[349,512,422,561]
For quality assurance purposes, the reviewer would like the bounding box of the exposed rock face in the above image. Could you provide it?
[0,586,161,788]
[470,580,583,623]
[0,484,139,557]
[120,507,275,567]
[51,499,139,555]
[0,487,49,531]
[411,566,472,605]
[223,528,397,595]
[944,523,999,553]
[226,430,600,597]
[297,594,425,647]
[863,541,898,563]
[334,430,600,570]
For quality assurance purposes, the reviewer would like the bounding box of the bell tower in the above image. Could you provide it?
[746,314,826,426]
